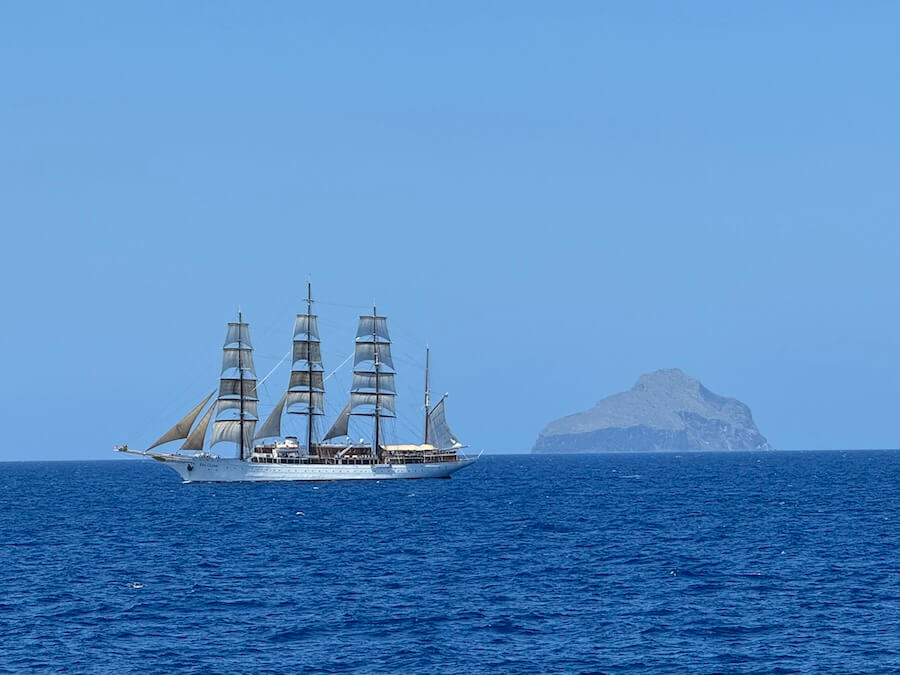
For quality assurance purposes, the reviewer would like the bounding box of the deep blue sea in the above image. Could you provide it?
[1,452,898,673]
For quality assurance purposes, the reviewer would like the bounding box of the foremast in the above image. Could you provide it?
[212,313,258,459]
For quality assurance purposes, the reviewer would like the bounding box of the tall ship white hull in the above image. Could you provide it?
[118,284,478,483]
[124,451,478,483]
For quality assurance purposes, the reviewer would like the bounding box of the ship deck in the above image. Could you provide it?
[248,452,460,465]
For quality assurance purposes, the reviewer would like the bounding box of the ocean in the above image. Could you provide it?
[1,452,898,673]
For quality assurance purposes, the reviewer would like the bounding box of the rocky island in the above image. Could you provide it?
[532,369,771,453]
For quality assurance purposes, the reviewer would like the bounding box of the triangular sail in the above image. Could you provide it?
[427,397,463,449]
[181,399,216,450]
[255,391,288,440]
[323,402,351,441]
[147,391,215,450]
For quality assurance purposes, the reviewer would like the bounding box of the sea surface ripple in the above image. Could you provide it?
[1,452,898,673]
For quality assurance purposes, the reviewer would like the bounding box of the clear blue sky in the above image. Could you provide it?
[2,2,899,459]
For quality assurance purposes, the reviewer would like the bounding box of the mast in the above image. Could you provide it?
[282,283,325,450]
[373,306,380,460]
[238,310,244,461]
[423,346,430,445]
[348,306,396,461]
[306,282,314,453]
[211,315,258,454]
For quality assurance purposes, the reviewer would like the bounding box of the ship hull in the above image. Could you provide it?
[149,454,478,483]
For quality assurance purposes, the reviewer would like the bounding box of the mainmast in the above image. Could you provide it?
[254,286,325,446]
[287,283,325,451]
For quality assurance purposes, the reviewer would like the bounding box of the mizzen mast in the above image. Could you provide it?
[423,346,431,445]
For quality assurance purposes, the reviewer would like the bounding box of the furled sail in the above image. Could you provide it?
[323,402,351,440]
[181,399,216,450]
[427,397,463,449]
[147,391,215,450]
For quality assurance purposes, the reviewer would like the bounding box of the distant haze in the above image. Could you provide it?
[2,4,899,459]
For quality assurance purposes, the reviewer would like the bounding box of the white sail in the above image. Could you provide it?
[181,399,216,450]
[289,371,325,392]
[215,398,259,419]
[215,314,258,459]
[221,347,255,374]
[351,372,396,393]
[344,310,399,455]
[292,341,322,367]
[293,314,320,342]
[353,342,394,370]
[219,378,259,400]
[211,419,257,448]
[254,392,287,440]
[350,392,397,416]
[323,403,351,440]
[224,322,252,348]
[147,391,215,450]
[427,397,463,449]
[282,289,327,450]
[286,390,324,414]
[355,316,390,342]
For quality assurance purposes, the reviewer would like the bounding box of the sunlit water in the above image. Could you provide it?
[1,452,898,673]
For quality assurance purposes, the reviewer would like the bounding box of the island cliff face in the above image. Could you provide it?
[533,369,771,453]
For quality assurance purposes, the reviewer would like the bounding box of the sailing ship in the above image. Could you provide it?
[116,286,478,482]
